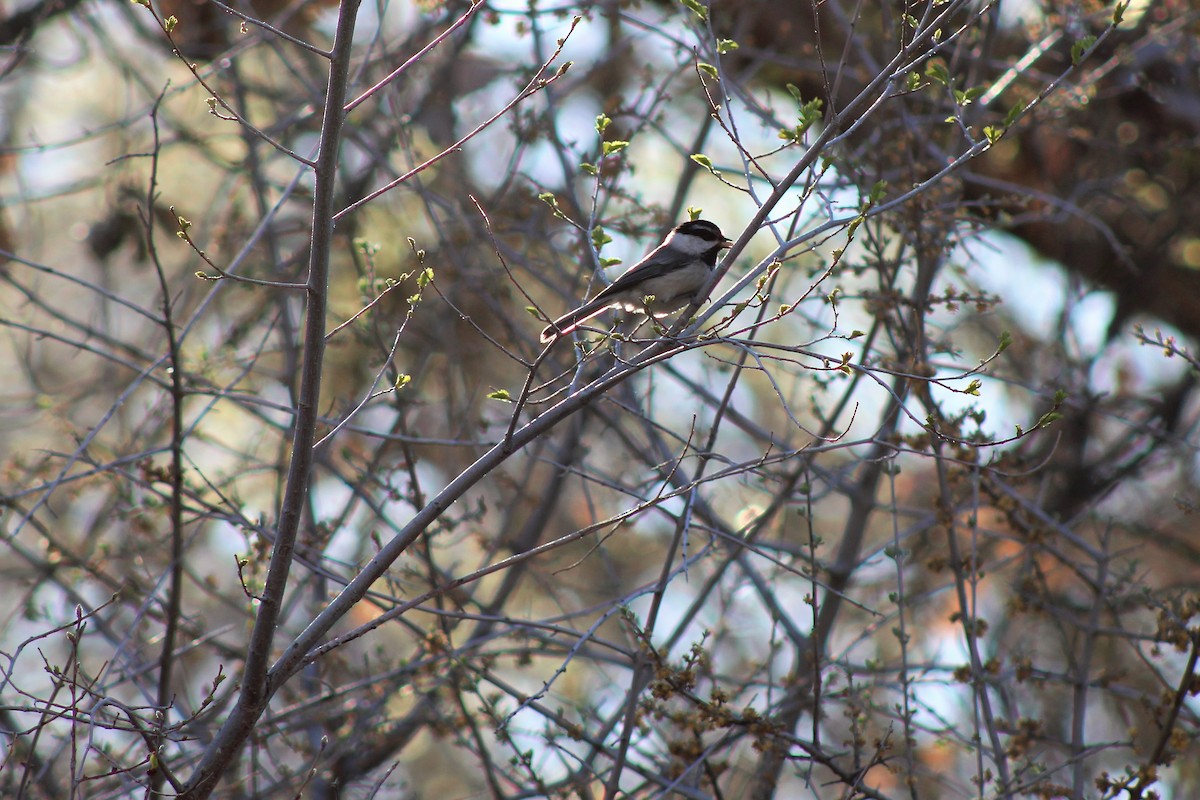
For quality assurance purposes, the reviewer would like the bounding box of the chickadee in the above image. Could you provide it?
[540,219,732,344]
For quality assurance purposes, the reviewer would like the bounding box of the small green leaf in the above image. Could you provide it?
[998,330,1013,352]
[690,153,720,176]
[538,192,558,206]
[580,162,597,176]
[417,267,434,288]
[394,374,411,390]
[798,97,824,131]
[954,86,985,106]
[1053,389,1067,404]
[686,206,702,221]
[164,15,178,32]
[600,257,622,268]
[602,140,629,156]
[1070,35,1096,66]
[906,71,922,91]
[487,389,513,402]
[786,83,804,104]
[717,38,739,54]
[595,113,611,134]
[1113,0,1129,23]
[965,379,982,396]
[926,62,950,86]
[849,330,865,339]
[983,125,1003,144]
[780,96,824,141]
[697,62,718,79]
[1004,102,1025,127]
[1037,411,1064,428]
[591,227,613,249]
[679,0,707,21]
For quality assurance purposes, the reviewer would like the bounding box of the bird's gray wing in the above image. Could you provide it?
[587,245,675,302]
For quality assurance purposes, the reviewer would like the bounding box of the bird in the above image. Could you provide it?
[540,219,732,344]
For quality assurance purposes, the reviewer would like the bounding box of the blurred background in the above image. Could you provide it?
[2,0,1199,797]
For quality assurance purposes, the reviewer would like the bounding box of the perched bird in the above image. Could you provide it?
[540,219,732,344]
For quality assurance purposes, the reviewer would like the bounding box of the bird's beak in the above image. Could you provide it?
[720,238,733,249]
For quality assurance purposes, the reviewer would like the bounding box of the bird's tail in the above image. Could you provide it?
[539,300,612,344]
